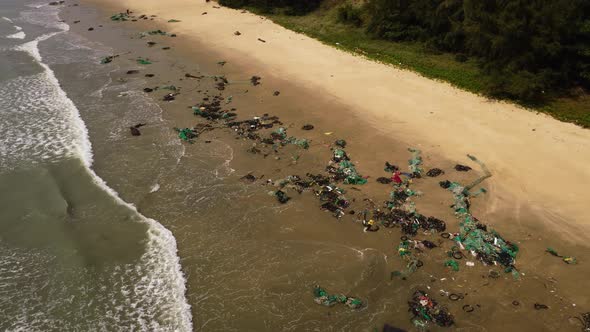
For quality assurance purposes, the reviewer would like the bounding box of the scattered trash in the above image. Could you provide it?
[454,164,472,172]
[240,174,256,183]
[327,148,367,185]
[445,260,459,271]
[512,300,520,306]
[174,127,197,143]
[426,168,444,177]
[234,31,241,36]
[534,303,549,310]
[143,88,153,93]
[162,46,171,50]
[110,12,129,21]
[126,70,139,74]
[384,162,399,173]
[302,124,314,130]
[250,76,261,86]
[335,139,347,148]
[408,290,454,327]
[145,74,155,77]
[137,57,152,65]
[88,27,94,31]
[448,294,462,301]
[462,304,475,313]
[129,126,141,136]
[545,248,577,264]
[376,177,392,184]
[572,312,590,331]
[147,41,156,46]
[273,90,280,96]
[313,285,363,309]
[258,38,266,43]
[275,190,291,204]
[163,93,176,101]
[466,261,475,267]
[408,148,423,176]
[440,155,518,275]
[167,19,181,23]
[100,55,117,64]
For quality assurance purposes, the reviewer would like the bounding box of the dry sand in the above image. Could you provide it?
[85,0,590,241]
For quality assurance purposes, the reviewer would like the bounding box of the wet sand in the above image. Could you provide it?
[63,1,590,331]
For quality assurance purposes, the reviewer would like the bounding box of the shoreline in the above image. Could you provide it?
[63,1,590,330]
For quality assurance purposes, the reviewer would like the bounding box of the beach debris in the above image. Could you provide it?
[335,139,347,148]
[110,12,129,21]
[139,29,169,38]
[440,155,519,275]
[163,93,177,101]
[240,174,257,183]
[301,124,314,130]
[313,285,363,309]
[100,55,117,64]
[534,303,549,310]
[143,88,153,93]
[376,177,392,184]
[454,164,472,172]
[234,31,242,36]
[384,161,399,173]
[273,90,280,96]
[202,12,207,15]
[573,313,590,331]
[275,190,291,204]
[326,147,367,185]
[445,260,459,271]
[126,70,139,75]
[174,127,197,143]
[250,76,261,86]
[129,123,146,136]
[147,41,157,47]
[382,324,407,332]
[137,57,152,65]
[217,61,227,66]
[88,27,94,31]
[545,248,577,264]
[408,148,423,177]
[145,74,155,77]
[168,19,181,23]
[426,168,444,177]
[49,1,64,5]
[408,290,454,327]
[258,38,266,43]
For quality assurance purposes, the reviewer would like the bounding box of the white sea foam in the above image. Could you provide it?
[15,26,22,31]
[2,17,13,23]
[0,6,193,331]
[6,31,26,39]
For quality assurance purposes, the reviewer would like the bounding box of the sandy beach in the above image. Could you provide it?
[83,0,590,241]
[39,0,590,330]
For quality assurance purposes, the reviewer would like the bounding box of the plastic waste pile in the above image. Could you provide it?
[408,290,454,328]
[440,155,519,275]
[313,285,363,309]
[326,147,367,185]
[408,148,423,176]
[110,13,129,21]
[174,127,197,143]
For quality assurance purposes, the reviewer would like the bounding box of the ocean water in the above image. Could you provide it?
[0,1,192,330]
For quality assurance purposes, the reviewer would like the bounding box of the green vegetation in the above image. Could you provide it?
[218,0,590,128]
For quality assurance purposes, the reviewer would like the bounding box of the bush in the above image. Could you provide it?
[337,3,363,27]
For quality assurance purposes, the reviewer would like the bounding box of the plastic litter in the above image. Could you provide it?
[275,190,290,204]
[408,290,454,327]
[534,303,549,310]
[302,124,314,130]
[445,260,459,271]
[168,19,181,22]
[454,164,472,172]
[110,13,129,21]
[174,127,197,143]
[545,247,577,264]
[426,168,444,177]
[137,57,152,65]
[327,148,367,185]
[313,285,363,309]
